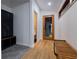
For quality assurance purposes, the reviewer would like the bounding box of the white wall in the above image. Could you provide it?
[30,0,41,47]
[59,2,77,50]
[1,4,13,13]
[13,3,32,47]
[54,13,62,39]
[40,11,55,16]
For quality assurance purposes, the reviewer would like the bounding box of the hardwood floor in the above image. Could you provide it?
[21,40,56,59]
[54,40,77,59]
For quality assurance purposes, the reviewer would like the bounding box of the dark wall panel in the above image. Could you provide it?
[1,9,13,38]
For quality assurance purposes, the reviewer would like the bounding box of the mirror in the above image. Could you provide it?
[45,17,52,38]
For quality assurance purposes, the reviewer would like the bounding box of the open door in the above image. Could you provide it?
[43,15,54,40]
[33,11,37,43]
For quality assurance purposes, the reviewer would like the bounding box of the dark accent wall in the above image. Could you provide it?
[1,9,13,38]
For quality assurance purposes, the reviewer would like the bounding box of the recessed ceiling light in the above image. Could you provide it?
[48,2,51,6]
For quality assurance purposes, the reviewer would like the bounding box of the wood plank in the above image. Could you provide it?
[21,40,56,59]
[54,40,77,59]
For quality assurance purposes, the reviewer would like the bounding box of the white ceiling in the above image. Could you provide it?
[35,0,65,12]
[1,0,29,8]
[2,0,65,12]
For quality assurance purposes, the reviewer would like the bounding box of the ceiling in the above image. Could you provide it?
[2,0,65,12]
[35,0,65,12]
[1,0,29,8]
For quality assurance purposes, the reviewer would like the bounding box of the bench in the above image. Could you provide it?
[54,40,77,59]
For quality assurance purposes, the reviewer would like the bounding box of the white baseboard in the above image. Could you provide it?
[16,42,34,48]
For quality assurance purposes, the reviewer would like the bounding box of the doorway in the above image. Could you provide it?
[33,11,37,43]
[43,15,54,40]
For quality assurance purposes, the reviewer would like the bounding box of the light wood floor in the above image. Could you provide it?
[22,40,56,59]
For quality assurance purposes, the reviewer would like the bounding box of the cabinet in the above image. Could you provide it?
[2,36,16,50]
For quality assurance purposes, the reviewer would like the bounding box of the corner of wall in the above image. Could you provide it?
[1,4,13,13]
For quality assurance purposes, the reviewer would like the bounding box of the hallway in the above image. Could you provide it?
[1,0,77,59]
[22,40,56,59]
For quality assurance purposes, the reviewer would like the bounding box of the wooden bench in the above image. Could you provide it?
[54,40,77,59]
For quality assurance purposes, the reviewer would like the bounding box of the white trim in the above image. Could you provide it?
[16,43,34,48]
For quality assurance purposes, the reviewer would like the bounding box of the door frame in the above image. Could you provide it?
[42,15,54,40]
